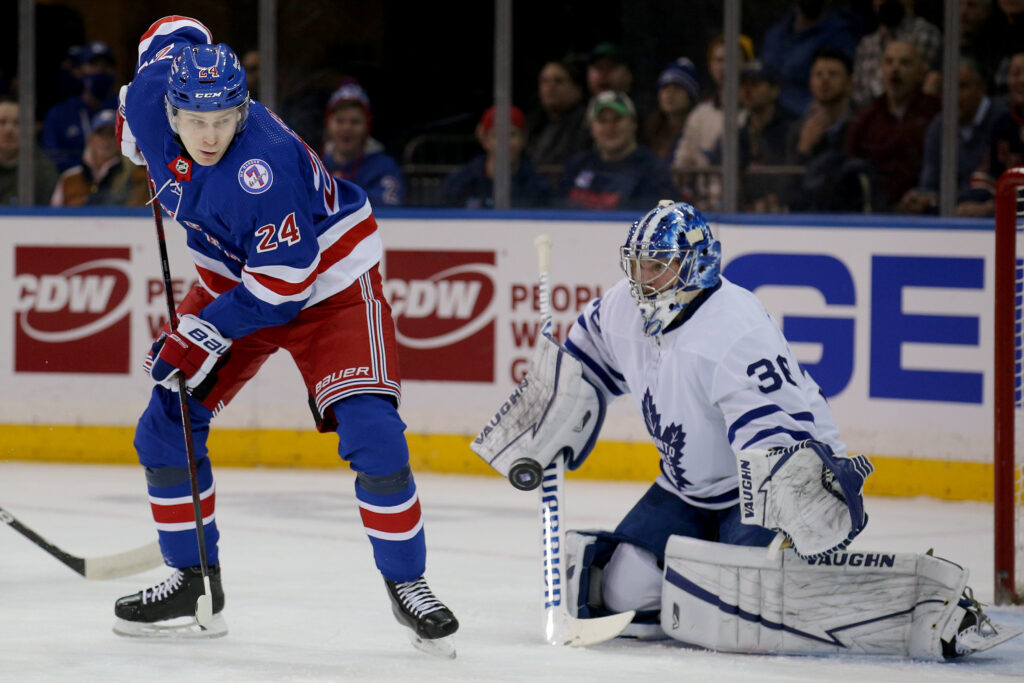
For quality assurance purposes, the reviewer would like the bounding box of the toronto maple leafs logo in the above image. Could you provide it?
[642,389,691,488]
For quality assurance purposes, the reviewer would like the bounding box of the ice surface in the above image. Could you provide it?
[2,461,1022,682]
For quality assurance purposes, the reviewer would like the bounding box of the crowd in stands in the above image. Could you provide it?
[4,0,1024,216]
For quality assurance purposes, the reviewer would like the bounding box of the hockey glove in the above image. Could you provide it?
[737,440,873,560]
[149,314,231,392]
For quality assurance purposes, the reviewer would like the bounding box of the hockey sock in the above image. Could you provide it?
[333,394,425,582]
[134,387,219,567]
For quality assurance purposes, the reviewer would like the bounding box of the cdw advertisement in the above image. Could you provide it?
[0,214,998,465]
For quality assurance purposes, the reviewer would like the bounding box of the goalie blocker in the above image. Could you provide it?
[661,535,1022,659]
[470,333,605,490]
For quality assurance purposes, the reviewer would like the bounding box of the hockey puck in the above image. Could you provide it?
[508,458,543,491]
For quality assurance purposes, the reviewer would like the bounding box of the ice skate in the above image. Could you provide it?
[384,576,459,658]
[113,565,227,639]
[941,588,1022,658]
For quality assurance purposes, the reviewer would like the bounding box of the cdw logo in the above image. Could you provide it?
[384,250,496,382]
[14,246,132,374]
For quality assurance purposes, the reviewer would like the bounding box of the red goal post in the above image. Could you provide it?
[994,167,1024,604]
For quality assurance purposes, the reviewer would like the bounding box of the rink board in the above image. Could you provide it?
[0,209,997,500]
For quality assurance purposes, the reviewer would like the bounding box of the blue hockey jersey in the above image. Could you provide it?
[122,16,381,339]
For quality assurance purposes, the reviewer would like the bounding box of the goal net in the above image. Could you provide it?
[994,168,1024,604]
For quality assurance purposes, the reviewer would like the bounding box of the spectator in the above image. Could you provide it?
[760,0,860,117]
[990,1,1024,95]
[241,50,261,100]
[643,57,700,162]
[559,91,675,211]
[962,51,1024,216]
[846,40,940,211]
[525,59,592,171]
[898,57,1004,214]
[672,34,754,211]
[0,96,59,205]
[51,109,149,207]
[851,0,942,109]
[41,41,119,172]
[737,61,797,212]
[440,105,553,209]
[322,81,404,207]
[586,42,633,97]
[785,47,856,211]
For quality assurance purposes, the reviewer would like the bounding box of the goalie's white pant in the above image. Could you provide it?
[661,536,968,660]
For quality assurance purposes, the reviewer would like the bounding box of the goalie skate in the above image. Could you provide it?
[385,576,459,658]
[942,588,1022,658]
[113,565,227,639]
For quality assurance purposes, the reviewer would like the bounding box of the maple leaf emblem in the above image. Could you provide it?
[641,389,691,488]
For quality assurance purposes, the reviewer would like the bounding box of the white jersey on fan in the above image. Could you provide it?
[565,275,845,509]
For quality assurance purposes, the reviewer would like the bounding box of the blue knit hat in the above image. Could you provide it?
[656,57,700,103]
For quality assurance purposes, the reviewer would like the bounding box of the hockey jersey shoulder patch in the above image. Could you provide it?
[238,159,274,194]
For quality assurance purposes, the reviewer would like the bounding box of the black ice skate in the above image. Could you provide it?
[941,587,1022,658]
[113,565,227,639]
[385,576,459,658]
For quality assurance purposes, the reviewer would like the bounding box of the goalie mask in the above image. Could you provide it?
[165,43,250,134]
[620,200,721,336]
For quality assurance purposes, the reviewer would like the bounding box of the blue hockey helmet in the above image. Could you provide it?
[165,43,250,133]
[620,199,721,336]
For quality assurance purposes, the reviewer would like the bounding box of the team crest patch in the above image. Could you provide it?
[238,159,273,194]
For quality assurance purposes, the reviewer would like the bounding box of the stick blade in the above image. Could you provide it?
[83,541,164,580]
[545,609,636,647]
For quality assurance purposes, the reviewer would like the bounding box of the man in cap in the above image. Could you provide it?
[322,80,404,207]
[738,60,797,211]
[440,105,553,208]
[559,91,675,211]
[51,109,148,206]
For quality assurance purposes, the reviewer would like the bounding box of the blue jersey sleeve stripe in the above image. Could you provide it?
[575,312,588,332]
[563,336,625,383]
[564,338,624,396]
[740,427,815,450]
[727,406,817,443]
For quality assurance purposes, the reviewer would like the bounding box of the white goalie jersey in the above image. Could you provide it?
[565,276,845,509]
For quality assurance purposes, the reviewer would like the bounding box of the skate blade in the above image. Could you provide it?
[959,624,1023,654]
[405,631,456,659]
[113,613,228,640]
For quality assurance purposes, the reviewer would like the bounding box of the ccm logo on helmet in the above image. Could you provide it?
[194,92,221,98]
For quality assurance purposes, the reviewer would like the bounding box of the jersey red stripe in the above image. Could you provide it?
[195,265,239,295]
[318,215,378,274]
[140,15,212,43]
[245,266,319,297]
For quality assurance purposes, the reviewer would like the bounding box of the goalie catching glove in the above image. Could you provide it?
[470,332,605,483]
[737,440,873,560]
[146,314,231,392]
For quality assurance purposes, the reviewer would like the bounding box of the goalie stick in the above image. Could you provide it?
[1,505,162,580]
[533,234,635,647]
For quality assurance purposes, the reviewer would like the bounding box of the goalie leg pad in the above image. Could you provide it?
[470,334,605,478]
[660,535,990,659]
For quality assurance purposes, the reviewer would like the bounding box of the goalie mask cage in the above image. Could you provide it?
[994,167,1024,605]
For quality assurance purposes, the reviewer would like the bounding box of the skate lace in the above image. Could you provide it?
[142,570,185,605]
[960,586,997,637]
[395,577,444,617]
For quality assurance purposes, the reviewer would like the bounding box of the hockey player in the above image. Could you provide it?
[111,16,457,655]
[472,200,1018,658]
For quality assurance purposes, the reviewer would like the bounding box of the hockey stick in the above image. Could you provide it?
[1,505,162,580]
[534,234,635,647]
[147,184,215,629]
